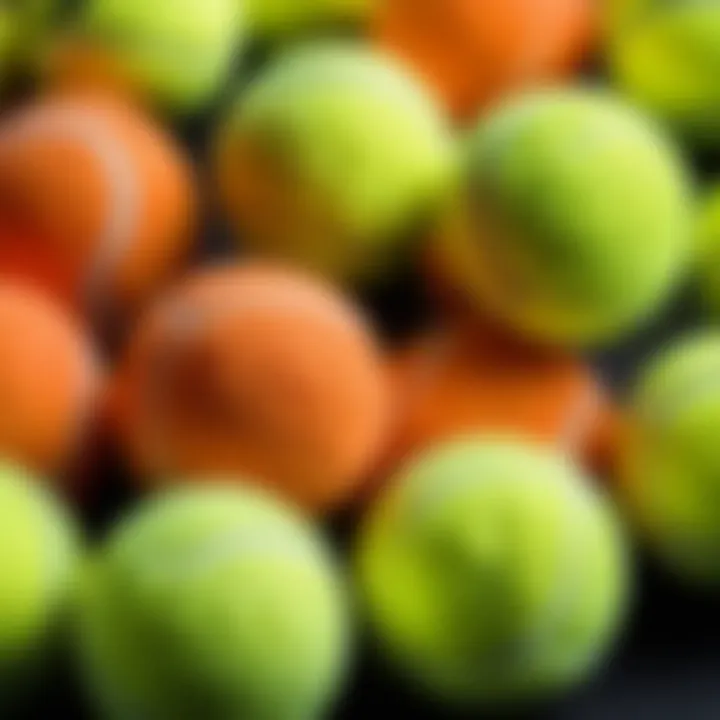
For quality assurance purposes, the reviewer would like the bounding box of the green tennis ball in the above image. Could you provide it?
[695,185,720,316]
[58,0,244,112]
[441,89,692,347]
[0,1,54,76]
[78,484,351,720]
[607,0,720,144]
[604,0,651,34]
[215,43,455,283]
[246,0,371,40]
[621,332,720,585]
[0,463,78,687]
[0,12,11,74]
[356,439,629,708]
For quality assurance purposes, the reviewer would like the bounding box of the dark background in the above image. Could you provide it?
[9,25,720,720]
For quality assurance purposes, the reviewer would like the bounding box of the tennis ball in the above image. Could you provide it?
[695,185,720,316]
[607,0,720,144]
[379,327,616,483]
[0,1,55,77]
[111,263,389,513]
[374,0,595,122]
[0,283,99,480]
[78,484,350,720]
[357,439,629,707]
[247,0,371,40]
[0,226,78,309]
[441,89,692,346]
[604,0,648,33]
[620,332,720,585]
[51,0,244,113]
[0,96,195,324]
[214,43,455,284]
[0,463,79,688]
[0,11,14,75]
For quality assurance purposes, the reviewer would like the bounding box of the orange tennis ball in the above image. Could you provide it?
[112,264,389,512]
[379,327,617,482]
[0,282,100,479]
[373,0,595,121]
[0,225,79,311]
[0,96,196,325]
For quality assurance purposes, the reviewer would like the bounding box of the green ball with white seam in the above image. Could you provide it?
[78,484,351,720]
[215,43,455,283]
[0,463,79,688]
[441,89,692,346]
[356,439,629,707]
[621,332,720,585]
[55,0,244,113]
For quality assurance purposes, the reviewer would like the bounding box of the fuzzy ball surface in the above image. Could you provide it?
[247,0,371,39]
[607,0,720,144]
[0,96,196,323]
[374,0,595,121]
[215,43,455,283]
[0,283,99,478]
[78,484,351,720]
[52,0,243,112]
[357,439,629,707]
[0,463,79,684]
[621,332,720,585]
[0,1,55,76]
[695,185,720,316]
[441,89,692,346]
[378,327,615,483]
[113,264,389,512]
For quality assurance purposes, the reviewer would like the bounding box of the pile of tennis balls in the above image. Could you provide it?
[1,0,720,717]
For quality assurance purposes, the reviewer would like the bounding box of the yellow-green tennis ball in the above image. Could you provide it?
[441,89,692,347]
[246,0,372,40]
[54,0,244,113]
[215,43,455,283]
[621,332,720,585]
[0,463,78,685]
[356,439,629,708]
[78,484,351,720]
[604,0,650,34]
[0,1,54,77]
[607,0,720,144]
[695,185,720,316]
[0,12,11,74]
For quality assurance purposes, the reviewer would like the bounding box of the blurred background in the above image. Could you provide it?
[2,1,720,718]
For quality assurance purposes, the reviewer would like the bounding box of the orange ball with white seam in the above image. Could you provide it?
[110,264,389,513]
[0,282,100,480]
[0,95,196,325]
[379,326,617,484]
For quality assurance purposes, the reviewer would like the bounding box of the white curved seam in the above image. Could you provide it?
[157,288,376,342]
[0,106,141,310]
[517,477,588,666]
[137,528,316,584]
[558,378,601,459]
